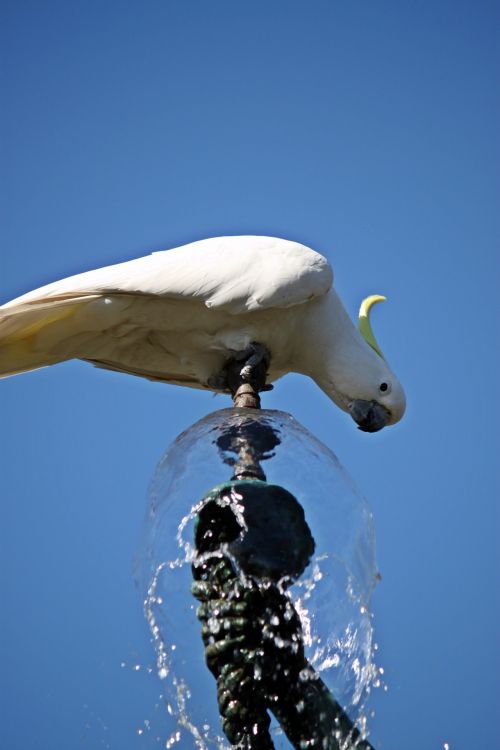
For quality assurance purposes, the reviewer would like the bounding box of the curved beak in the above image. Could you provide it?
[348,399,390,433]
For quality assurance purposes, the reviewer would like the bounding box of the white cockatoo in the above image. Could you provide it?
[0,236,405,431]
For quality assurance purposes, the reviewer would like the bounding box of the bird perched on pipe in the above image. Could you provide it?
[0,236,406,432]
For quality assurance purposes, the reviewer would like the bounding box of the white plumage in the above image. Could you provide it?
[0,236,406,431]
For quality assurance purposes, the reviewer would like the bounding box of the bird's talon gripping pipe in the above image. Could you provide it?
[216,342,272,408]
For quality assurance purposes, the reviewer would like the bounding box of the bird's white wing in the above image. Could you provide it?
[2,236,332,315]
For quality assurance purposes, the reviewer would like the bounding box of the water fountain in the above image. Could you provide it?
[135,365,379,749]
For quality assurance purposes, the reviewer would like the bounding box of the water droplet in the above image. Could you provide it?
[207,617,220,634]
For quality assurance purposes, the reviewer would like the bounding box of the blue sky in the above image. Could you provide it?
[1,1,498,748]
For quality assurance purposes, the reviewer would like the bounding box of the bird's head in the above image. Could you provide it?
[316,294,406,433]
[347,295,406,432]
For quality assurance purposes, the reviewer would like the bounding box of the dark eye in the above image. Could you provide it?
[379,382,391,394]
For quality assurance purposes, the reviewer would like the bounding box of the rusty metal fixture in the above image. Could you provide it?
[232,382,261,409]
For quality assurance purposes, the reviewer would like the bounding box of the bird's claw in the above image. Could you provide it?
[239,364,252,381]
[209,342,272,398]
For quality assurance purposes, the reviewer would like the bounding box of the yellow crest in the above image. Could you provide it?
[358,295,386,360]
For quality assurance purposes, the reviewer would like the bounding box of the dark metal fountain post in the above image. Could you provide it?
[191,348,376,750]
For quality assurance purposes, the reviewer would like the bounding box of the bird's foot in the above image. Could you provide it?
[234,343,273,388]
[208,343,273,408]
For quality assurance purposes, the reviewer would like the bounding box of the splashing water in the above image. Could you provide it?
[135,409,381,748]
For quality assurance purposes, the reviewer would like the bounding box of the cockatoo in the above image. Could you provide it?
[0,236,405,431]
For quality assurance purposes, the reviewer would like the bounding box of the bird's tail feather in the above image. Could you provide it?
[0,296,93,378]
